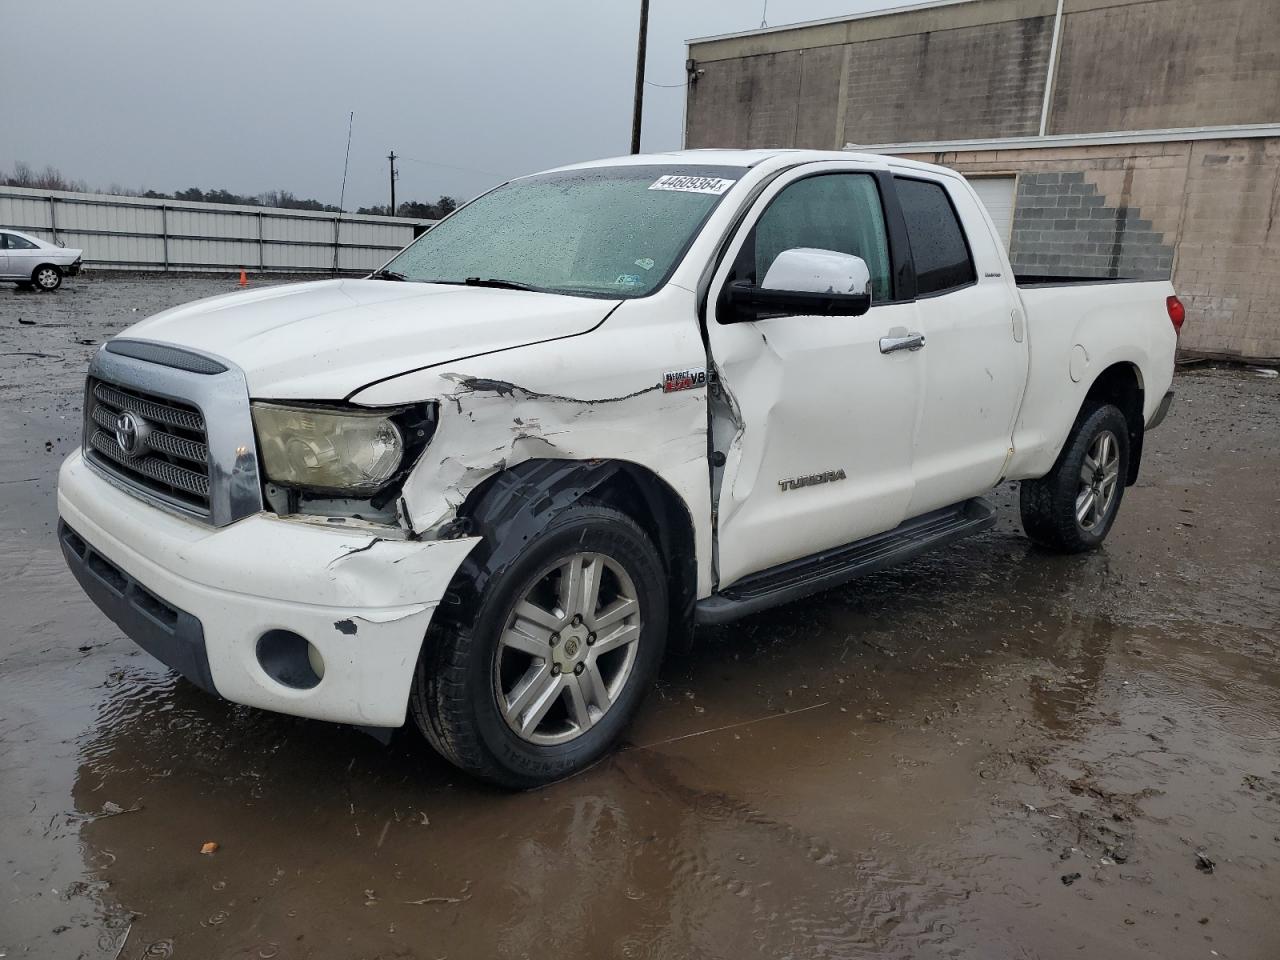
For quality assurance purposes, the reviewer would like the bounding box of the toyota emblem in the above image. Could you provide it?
[114,411,144,456]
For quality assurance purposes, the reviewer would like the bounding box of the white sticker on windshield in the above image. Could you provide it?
[649,175,736,195]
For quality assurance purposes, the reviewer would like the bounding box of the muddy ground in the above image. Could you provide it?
[0,275,1277,960]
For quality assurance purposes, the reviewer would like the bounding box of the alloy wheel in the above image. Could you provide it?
[1076,429,1120,531]
[493,552,642,746]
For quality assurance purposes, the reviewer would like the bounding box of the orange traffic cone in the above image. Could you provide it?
[238,270,248,287]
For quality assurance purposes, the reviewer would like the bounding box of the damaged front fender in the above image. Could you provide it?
[345,288,717,596]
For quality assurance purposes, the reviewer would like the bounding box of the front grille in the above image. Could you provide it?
[84,377,212,515]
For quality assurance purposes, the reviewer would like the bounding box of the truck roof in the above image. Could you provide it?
[544,148,957,179]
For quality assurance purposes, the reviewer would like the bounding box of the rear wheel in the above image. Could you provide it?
[1020,402,1130,553]
[411,502,667,788]
[33,264,63,291]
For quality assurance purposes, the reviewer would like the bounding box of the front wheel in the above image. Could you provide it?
[411,502,667,788]
[33,264,63,291]
[1020,402,1130,553]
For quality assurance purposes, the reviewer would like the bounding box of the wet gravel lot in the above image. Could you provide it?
[1,275,1277,959]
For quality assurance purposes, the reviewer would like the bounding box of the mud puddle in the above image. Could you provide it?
[2,278,1277,958]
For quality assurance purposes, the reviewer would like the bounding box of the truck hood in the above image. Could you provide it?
[118,279,620,400]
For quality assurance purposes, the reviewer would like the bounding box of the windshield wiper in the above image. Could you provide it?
[370,268,407,281]
[463,276,537,291]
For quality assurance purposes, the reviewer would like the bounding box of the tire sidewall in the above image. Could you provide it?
[453,506,667,785]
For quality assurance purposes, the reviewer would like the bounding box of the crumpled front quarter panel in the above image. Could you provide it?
[350,287,716,596]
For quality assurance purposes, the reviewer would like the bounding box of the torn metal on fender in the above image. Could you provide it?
[663,368,708,394]
[778,469,847,492]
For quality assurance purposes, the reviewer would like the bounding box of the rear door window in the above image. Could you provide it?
[894,177,976,296]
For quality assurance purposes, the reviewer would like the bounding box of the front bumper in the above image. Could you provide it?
[65,259,82,277]
[58,449,480,727]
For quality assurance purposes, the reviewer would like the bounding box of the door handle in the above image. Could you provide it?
[879,332,926,354]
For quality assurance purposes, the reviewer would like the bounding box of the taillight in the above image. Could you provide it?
[1167,295,1186,335]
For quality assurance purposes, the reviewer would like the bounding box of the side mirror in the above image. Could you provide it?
[722,248,872,323]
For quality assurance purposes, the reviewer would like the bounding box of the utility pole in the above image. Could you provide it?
[388,151,399,217]
[630,0,650,154]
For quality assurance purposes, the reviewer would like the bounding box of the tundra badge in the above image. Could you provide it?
[778,469,847,492]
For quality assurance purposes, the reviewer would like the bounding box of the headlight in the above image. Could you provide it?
[252,403,405,493]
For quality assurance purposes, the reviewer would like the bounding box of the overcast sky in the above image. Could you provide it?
[5,0,911,210]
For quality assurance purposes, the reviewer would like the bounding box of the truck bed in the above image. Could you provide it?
[1014,273,1159,288]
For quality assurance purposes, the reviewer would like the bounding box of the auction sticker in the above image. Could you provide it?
[649,175,736,195]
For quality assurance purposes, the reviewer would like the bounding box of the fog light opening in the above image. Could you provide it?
[256,630,323,690]
[307,642,326,682]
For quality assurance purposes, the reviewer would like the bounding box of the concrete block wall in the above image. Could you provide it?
[898,138,1280,360]
[1008,172,1175,280]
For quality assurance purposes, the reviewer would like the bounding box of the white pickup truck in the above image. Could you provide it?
[58,149,1181,786]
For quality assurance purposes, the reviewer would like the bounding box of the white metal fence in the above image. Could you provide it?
[0,186,434,274]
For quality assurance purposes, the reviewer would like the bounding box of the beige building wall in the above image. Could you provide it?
[1050,0,1280,134]
[686,0,1057,148]
[685,0,1280,359]
[894,137,1280,361]
[687,0,1280,146]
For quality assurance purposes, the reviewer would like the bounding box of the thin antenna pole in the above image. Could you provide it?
[630,0,650,154]
[337,111,354,212]
[760,0,768,28]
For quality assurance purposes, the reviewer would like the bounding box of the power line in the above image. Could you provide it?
[645,78,688,88]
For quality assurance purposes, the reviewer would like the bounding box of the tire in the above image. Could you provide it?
[1020,401,1130,553]
[33,264,63,291]
[411,502,668,788]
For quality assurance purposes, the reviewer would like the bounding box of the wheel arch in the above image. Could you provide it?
[1081,361,1144,485]
[449,458,698,649]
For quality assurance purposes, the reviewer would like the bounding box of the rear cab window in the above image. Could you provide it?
[894,177,976,297]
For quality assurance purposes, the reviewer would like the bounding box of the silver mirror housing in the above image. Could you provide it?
[761,248,872,299]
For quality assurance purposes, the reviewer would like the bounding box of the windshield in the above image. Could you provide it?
[381,164,746,298]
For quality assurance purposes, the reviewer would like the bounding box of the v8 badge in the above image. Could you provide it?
[663,368,708,393]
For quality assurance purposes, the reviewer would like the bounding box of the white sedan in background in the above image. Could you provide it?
[0,229,83,291]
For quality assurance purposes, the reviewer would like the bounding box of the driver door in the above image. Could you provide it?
[706,164,924,589]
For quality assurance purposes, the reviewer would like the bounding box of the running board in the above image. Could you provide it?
[695,498,996,626]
